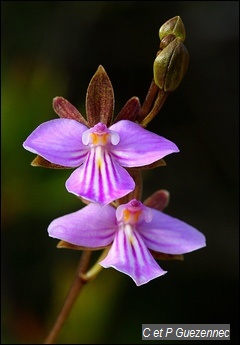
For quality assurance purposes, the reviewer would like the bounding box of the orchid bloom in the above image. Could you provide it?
[48,199,206,286]
[23,66,179,205]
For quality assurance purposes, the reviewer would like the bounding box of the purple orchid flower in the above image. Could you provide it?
[48,199,206,286]
[23,65,179,205]
[23,119,179,205]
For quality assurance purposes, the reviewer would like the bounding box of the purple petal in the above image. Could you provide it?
[48,203,117,247]
[65,149,135,205]
[138,209,206,254]
[100,228,167,286]
[23,119,89,167]
[109,120,179,167]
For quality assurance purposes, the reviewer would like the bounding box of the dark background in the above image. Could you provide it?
[1,1,239,344]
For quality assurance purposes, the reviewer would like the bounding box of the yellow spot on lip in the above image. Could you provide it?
[123,209,130,222]
[97,158,102,169]
[123,209,142,224]
[90,133,109,146]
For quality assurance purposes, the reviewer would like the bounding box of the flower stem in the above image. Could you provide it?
[138,79,159,121]
[140,90,169,127]
[43,250,92,344]
[80,248,108,281]
[137,80,169,127]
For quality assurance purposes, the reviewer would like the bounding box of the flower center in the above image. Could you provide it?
[116,199,153,244]
[122,208,142,225]
[82,122,120,147]
[81,122,120,169]
[90,132,109,146]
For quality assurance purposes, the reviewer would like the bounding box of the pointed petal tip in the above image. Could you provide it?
[57,240,102,251]
[114,96,141,123]
[57,240,82,250]
[52,96,63,103]
[97,65,106,73]
[99,262,168,286]
[131,268,168,286]
[52,96,88,125]
[30,156,40,167]
[144,189,170,211]
[30,155,69,169]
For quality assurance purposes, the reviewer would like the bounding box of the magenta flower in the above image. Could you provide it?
[48,199,206,286]
[23,66,179,205]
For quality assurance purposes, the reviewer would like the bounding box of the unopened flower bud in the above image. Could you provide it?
[153,37,190,92]
[159,16,186,42]
[159,34,176,51]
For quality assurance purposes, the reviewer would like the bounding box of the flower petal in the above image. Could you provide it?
[86,65,114,127]
[110,120,179,167]
[31,155,70,169]
[48,203,117,247]
[144,190,170,211]
[100,227,167,286]
[138,209,206,254]
[53,96,88,126]
[65,149,135,205]
[116,169,142,204]
[23,119,89,167]
[113,96,141,123]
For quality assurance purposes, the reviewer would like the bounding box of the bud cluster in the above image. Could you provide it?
[154,16,190,92]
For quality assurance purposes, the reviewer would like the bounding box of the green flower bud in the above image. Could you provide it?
[159,16,186,42]
[153,37,190,92]
[159,34,176,50]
